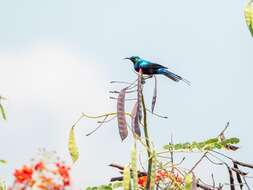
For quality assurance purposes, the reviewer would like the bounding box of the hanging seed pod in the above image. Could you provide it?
[117,88,128,141]
[244,0,253,37]
[131,101,141,137]
[151,76,157,113]
[68,126,79,163]
[123,165,131,190]
[150,151,157,190]
[137,71,143,122]
[131,145,138,190]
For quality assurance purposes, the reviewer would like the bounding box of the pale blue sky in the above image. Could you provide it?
[0,0,253,189]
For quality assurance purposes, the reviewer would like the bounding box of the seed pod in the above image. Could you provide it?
[137,71,143,122]
[184,174,192,190]
[131,145,138,190]
[117,88,128,141]
[68,126,79,163]
[244,1,253,37]
[123,165,131,190]
[0,104,6,120]
[131,101,141,137]
[150,151,157,190]
[151,76,157,113]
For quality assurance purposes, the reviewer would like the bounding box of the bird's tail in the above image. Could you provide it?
[160,69,190,85]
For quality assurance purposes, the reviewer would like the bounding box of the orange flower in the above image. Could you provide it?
[137,170,183,188]
[14,165,33,183]
[156,170,184,184]
[156,170,169,181]
[56,163,70,186]
[138,176,147,187]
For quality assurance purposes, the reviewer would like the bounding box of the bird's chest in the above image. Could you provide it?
[134,63,156,75]
[134,64,140,72]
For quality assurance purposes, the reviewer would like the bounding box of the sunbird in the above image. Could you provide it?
[124,56,190,85]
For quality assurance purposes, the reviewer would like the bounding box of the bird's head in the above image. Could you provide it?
[124,56,141,64]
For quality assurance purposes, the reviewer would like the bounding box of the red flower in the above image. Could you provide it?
[14,165,33,183]
[34,162,44,171]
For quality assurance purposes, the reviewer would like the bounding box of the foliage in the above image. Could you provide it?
[85,181,122,190]
[163,137,240,152]
[66,69,253,190]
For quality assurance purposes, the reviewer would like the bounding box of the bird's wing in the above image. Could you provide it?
[141,60,168,69]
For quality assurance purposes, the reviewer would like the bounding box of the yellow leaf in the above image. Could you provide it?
[0,160,7,164]
[131,146,138,190]
[244,1,253,36]
[68,126,79,163]
[184,174,192,190]
[0,104,6,120]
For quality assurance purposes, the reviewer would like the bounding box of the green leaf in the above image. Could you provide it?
[98,185,112,190]
[214,143,223,149]
[182,143,191,149]
[174,143,183,150]
[163,144,174,150]
[112,181,123,189]
[228,137,240,144]
[204,138,218,144]
[163,136,240,152]
[191,141,198,149]
[85,184,115,190]
[197,142,205,149]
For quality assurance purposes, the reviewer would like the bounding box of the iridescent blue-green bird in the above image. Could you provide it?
[124,56,190,85]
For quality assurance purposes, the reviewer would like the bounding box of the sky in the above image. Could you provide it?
[0,0,253,189]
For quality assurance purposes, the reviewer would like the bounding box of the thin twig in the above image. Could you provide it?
[188,152,208,174]
[233,160,253,169]
[72,114,86,128]
[97,116,117,124]
[110,96,137,101]
[242,176,251,190]
[146,109,168,119]
[170,134,174,173]
[85,115,108,136]
[205,154,223,166]
[218,122,229,139]
[109,90,136,94]
[211,174,216,188]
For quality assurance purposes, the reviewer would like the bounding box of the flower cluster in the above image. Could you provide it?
[9,150,71,190]
[137,170,183,187]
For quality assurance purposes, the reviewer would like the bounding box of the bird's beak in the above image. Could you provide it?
[124,57,130,60]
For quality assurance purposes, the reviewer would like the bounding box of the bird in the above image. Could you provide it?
[124,56,190,85]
